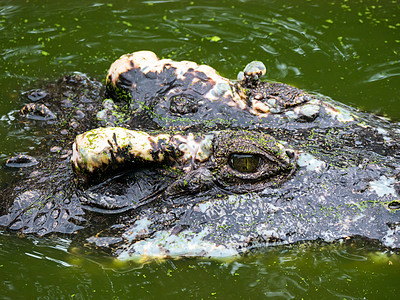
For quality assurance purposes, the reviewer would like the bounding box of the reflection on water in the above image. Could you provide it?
[1,233,399,298]
[1,0,400,298]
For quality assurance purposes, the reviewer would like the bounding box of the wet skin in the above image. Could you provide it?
[1,51,400,258]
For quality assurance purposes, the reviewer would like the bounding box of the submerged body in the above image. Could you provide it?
[1,51,400,259]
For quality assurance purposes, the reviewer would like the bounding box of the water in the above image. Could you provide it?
[1,233,399,299]
[0,0,399,298]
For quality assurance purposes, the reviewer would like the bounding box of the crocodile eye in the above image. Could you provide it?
[212,130,297,193]
[229,153,260,173]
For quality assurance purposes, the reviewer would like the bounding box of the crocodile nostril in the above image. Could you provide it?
[27,89,49,102]
[388,200,400,210]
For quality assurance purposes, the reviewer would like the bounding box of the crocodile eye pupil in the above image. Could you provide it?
[229,154,260,173]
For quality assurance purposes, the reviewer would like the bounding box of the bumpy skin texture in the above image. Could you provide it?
[71,128,296,194]
[1,51,400,259]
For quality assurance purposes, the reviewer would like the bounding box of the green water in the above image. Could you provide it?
[0,0,399,298]
[1,234,399,299]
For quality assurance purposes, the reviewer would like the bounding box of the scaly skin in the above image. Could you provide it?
[0,51,399,259]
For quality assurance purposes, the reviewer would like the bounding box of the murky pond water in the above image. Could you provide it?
[1,0,399,298]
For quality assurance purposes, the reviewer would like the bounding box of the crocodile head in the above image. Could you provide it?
[1,51,400,259]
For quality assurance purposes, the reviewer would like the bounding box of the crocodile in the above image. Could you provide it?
[1,51,400,259]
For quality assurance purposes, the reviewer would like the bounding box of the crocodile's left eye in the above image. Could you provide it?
[212,130,297,192]
[229,153,260,173]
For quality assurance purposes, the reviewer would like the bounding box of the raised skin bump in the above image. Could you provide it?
[71,127,215,184]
